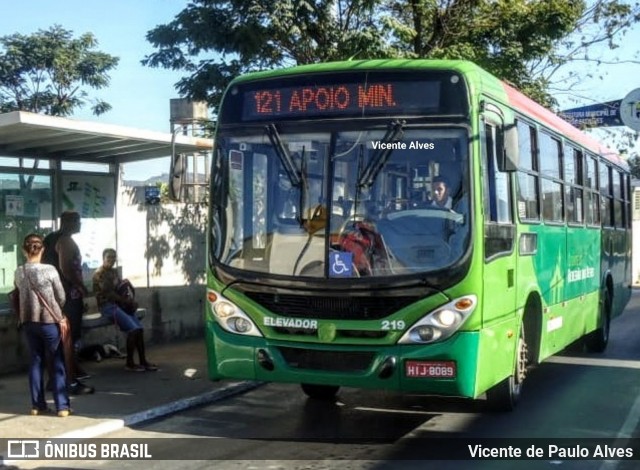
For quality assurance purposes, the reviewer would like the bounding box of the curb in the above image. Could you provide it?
[58,380,263,439]
[0,381,262,466]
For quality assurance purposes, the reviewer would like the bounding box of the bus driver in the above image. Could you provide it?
[431,176,453,209]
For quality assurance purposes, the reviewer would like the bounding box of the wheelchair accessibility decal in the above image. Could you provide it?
[329,252,353,277]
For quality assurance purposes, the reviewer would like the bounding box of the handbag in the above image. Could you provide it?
[23,270,71,375]
[8,288,21,329]
[116,279,137,315]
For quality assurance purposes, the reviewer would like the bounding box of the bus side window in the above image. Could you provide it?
[482,122,514,259]
[483,124,512,223]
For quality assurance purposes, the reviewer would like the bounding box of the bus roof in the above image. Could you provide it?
[228,59,480,84]
[229,59,627,170]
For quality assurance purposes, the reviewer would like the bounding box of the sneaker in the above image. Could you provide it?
[30,407,52,416]
[69,381,95,395]
[57,409,73,418]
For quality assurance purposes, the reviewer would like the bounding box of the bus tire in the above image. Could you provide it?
[300,383,340,400]
[486,327,527,412]
[585,290,611,353]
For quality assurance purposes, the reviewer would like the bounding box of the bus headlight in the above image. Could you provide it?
[227,316,252,333]
[207,289,262,337]
[398,295,477,345]
[414,325,441,342]
[214,301,236,318]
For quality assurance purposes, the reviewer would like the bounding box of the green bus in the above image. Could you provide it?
[197,59,632,410]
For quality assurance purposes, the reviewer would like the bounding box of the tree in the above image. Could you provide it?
[607,129,640,178]
[628,154,640,178]
[381,0,640,106]
[142,0,388,111]
[0,25,119,116]
[380,0,585,105]
[143,1,640,112]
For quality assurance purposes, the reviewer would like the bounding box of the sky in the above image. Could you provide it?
[0,0,638,181]
[552,20,640,156]
[550,11,640,109]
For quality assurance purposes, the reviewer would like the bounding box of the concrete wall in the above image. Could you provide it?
[0,183,208,375]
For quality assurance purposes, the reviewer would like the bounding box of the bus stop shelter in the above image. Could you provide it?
[0,111,210,163]
[0,110,212,300]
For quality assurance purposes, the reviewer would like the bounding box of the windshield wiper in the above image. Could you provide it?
[265,124,302,188]
[357,119,406,188]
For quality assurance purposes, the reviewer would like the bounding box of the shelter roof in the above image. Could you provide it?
[0,111,211,164]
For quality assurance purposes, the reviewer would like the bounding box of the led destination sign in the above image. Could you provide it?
[241,80,442,121]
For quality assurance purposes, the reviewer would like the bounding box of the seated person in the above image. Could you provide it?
[432,175,453,209]
[433,175,469,256]
[431,174,468,220]
[92,248,157,372]
[376,175,470,270]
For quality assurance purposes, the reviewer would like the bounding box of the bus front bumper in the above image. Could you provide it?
[206,322,480,398]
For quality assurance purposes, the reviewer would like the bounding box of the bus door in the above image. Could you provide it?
[480,118,517,327]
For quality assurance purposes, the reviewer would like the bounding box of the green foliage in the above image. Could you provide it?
[589,127,639,172]
[614,130,640,178]
[0,25,119,116]
[379,0,585,105]
[143,0,389,112]
[157,181,171,204]
[627,155,640,179]
[143,0,640,112]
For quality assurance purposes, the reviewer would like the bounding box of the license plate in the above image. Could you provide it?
[405,360,456,378]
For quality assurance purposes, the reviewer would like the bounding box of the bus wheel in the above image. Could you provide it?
[300,383,340,400]
[486,327,527,412]
[585,290,611,353]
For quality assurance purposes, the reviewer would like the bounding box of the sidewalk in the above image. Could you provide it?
[0,339,261,441]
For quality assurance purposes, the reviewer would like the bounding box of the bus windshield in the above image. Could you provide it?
[212,125,470,279]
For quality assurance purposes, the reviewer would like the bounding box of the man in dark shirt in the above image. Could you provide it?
[43,211,94,395]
